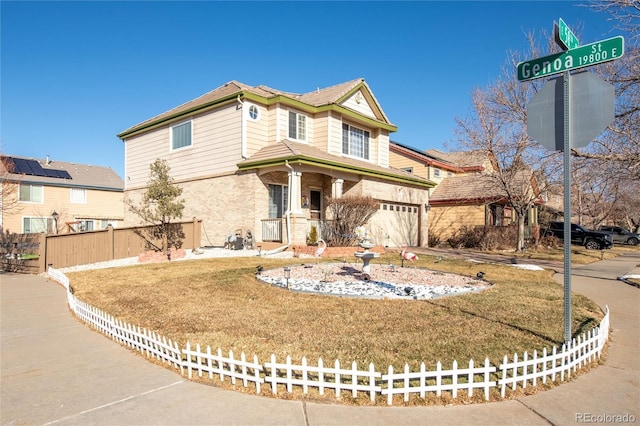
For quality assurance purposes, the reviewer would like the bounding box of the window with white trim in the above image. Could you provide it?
[433,168,441,178]
[171,120,192,150]
[342,123,370,160]
[19,184,43,203]
[288,111,306,141]
[268,184,288,219]
[248,105,260,121]
[70,188,87,203]
[23,216,54,233]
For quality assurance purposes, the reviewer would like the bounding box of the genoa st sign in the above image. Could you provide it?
[517,36,624,81]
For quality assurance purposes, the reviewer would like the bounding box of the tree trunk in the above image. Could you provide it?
[516,213,526,252]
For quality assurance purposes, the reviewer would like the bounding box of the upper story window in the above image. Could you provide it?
[19,184,43,203]
[70,188,87,203]
[433,168,441,178]
[171,120,192,150]
[288,111,306,141]
[248,105,260,121]
[342,123,370,160]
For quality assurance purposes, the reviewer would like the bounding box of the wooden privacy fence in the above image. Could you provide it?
[47,267,611,406]
[36,219,201,273]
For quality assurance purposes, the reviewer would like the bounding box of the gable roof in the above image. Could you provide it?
[118,79,396,139]
[390,141,461,173]
[237,140,435,188]
[1,155,124,191]
[430,174,505,204]
[424,149,488,172]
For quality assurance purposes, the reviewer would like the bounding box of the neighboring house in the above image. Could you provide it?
[118,79,435,248]
[0,155,124,234]
[389,142,540,242]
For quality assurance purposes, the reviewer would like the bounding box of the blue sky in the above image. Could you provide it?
[1,1,622,178]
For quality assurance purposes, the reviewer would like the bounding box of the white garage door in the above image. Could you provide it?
[368,202,420,248]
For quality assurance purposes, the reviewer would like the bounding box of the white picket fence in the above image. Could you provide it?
[48,267,611,405]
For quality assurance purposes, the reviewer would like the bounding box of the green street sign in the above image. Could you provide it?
[556,18,579,50]
[517,36,624,81]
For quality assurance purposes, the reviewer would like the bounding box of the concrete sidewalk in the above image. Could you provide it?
[1,252,638,425]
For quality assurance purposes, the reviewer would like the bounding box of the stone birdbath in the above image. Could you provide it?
[354,240,379,278]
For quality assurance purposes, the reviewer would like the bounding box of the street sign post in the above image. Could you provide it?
[520,24,624,344]
[517,36,624,81]
[555,18,579,50]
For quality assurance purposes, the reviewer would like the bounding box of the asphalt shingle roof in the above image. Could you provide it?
[118,78,390,138]
[1,155,124,190]
[237,140,434,187]
[430,173,505,203]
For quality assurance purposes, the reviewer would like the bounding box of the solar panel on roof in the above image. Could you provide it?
[8,156,72,179]
[29,160,46,176]
[10,158,48,177]
[56,170,72,179]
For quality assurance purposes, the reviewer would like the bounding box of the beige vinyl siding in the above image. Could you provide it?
[342,90,377,119]
[388,151,428,180]
[429,204,486,241]
[124,104,242,188]
[312,111,329,151]
[245,103,269,156]
[326,113,344,157]
[266,104,278,142]
[125,129,167,187]
[377,130,390,167]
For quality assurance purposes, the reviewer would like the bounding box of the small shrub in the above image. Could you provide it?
[307,226,318,245]
[325,196,379,247]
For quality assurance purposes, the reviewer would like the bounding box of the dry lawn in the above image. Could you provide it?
[67,253,603,371]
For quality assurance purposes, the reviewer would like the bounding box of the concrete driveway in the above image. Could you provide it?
[1,252,638,425]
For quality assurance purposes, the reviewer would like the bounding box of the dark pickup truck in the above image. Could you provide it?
[543,222,614,250]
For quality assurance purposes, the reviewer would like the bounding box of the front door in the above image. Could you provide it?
[310,189,322,220]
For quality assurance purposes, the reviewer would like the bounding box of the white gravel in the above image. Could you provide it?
[257,262,489,300]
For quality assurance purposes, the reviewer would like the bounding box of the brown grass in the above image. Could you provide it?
[67,253,603,373]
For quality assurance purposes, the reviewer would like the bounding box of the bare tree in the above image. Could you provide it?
[0,156,23,222]
[572,1,640,180]
[454,68,553,251]
[585,0,640,41]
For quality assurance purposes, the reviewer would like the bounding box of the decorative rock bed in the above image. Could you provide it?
[257,262,490,299]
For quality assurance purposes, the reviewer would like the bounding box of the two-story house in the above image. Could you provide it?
[389,142,540,243]
[118,79,435,248]
[1,155,124,234]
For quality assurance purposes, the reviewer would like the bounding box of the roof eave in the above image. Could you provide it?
[238,156,435,188]
[118,92,243,139]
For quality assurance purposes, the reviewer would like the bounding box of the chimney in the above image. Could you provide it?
[46,155,50,165]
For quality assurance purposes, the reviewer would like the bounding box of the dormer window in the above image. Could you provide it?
[288,111,306,141]
[342,123,370,160]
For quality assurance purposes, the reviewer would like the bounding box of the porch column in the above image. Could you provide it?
[288,171,303,214]
[331,178,344,198]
